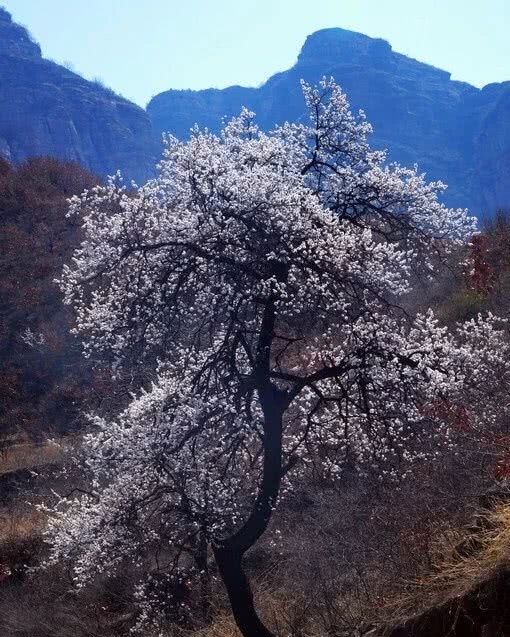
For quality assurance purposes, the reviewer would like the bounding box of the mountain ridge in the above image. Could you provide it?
[0,8,509,218]
[147,27,510,218]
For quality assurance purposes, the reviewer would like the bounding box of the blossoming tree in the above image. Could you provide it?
[48,79,509,637]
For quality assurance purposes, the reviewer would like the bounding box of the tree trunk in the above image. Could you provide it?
[213,544,275,637]
[211,291,290,637]
[213,384,286,637]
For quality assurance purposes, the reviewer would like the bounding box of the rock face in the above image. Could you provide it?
[0,8,157,182]
[148,28,510,219]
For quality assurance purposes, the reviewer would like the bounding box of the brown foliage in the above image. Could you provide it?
[0,158,100,442]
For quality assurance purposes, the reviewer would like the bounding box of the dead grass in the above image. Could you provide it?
[0,436,75,474]
[192,611,241,637]
[177,568,380,637]
[427,502,510,597]
[381,499,510,625]
[0,507,46,544]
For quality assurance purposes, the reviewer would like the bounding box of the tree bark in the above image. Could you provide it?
[213,385,285,637]
[213,544,275,637]
[212,292,289,637]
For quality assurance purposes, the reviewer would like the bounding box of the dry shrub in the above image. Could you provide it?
[0,557,144,637]
[188,580,315,637]
[0,569,128,637]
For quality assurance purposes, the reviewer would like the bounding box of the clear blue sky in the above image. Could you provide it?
[2,0,509,107]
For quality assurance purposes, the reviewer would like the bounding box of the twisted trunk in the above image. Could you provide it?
[213,295,286,637]
[213,546,275,637]
[213,391,284,637]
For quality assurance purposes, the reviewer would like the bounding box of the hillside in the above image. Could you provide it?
[148,28,510,218]
[0,8,157,182]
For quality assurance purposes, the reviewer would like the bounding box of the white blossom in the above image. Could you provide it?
[46,78,507,630]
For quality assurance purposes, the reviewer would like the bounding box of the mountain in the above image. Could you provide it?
[0,8,157,182]
[148,28,510,219]
[1,11,508,218]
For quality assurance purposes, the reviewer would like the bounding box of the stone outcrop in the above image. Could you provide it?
[0,8,157,182]
[148,28,510,219]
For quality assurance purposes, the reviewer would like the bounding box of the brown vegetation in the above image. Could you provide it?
[0,157,99,442]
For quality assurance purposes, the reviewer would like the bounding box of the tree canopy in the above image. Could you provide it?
[47,79,510,637]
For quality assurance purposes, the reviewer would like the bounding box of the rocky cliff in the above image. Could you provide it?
[148,28,510,218]
[2,11,508,218]
[0,8,157,182]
